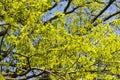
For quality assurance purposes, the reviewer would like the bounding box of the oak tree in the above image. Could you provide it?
[0,0,120,80]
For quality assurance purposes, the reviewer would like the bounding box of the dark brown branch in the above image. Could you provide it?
[0,46,13,62]
[44,0,69,12]
[32,68,66,80]
[64,0,72,13]
[6,67,31,78]
[44,3,57,12]
[12,68,46,79]
[26,57,34,75]
[103,11,120,21]
[22,71,46,80]
[94,0,105,4]
[65,2,91,14]
[44,15,58,25]
[17,69,31,77]
[0,36,5,54]
[0,15,4,18]
[44,0,73,25]
[48,3,57,11]
[5,78,25,80]
[4,67,65,79]
[44,2,92,25]
[15,52,28,58]
[0,29,8,36]
[93,11,120,26]
[92,0,116,23]
[65,6,82,14]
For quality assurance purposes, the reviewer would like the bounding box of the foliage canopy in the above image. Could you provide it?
[0,0,120,80]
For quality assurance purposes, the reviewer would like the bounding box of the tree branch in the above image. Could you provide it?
[65,6,82,14]
[65,2,91,14]
[5,78,25,80]
[44,2,92,25]
[44,15,58,25]
[103,11,120,21]
[93,11,120,26]
[0,46,13,61]
[22,71,46,80]
[44,1,57,12]
[64,0,72,13]
[0,29,8,37]
[92,0,116,23]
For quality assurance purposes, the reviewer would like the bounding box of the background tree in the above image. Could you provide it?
[0,0,120,80]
